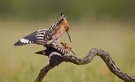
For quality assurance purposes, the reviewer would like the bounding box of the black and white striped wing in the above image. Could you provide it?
[55,46,67,56]
[14,29,48,46]
[35,45,67,57]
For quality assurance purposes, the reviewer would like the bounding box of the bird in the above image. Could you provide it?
[35,42,75,66]
[35,42,76,57]
[14,13,72,46]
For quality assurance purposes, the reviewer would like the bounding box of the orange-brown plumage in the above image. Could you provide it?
[51,13,71,43]
[60,42,75,55]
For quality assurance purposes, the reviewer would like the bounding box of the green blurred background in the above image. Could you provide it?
[1,0,135,21]
[0,0,135,82]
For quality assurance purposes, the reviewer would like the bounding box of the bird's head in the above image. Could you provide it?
[50,13,72,43]
[60,13,71,43]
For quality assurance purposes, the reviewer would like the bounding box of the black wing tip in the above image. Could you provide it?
[14,42,21,46]
[14,41,25,46]
[14,44,18,46]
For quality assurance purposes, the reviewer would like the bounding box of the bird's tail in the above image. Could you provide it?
[35,50,46,56]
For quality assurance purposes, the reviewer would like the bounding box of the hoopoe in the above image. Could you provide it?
[35,42,75,66]
[14,13,71,46]
[35,42,75,57]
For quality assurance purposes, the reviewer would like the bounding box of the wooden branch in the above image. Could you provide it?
[34,64,55,82]
[35,48,135,82]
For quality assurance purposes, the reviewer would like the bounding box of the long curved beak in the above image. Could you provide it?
[71,50,76,55]
[66,31,72,43]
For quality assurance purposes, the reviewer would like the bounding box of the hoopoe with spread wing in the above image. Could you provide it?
[35,42,75,57]
[14,13,72,46]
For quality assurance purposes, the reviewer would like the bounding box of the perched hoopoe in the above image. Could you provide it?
[35,42,75,66]
[14,13,71,46]
[35,42,75,57]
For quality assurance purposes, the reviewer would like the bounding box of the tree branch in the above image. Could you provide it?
[35,64,55,82]
[35,48,135,82]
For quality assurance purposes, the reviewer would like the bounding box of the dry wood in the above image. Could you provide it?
[35,48,135,82]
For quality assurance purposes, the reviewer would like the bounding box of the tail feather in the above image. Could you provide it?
[35,50,46,55]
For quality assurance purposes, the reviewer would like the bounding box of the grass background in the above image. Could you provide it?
[0,20,135,82]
